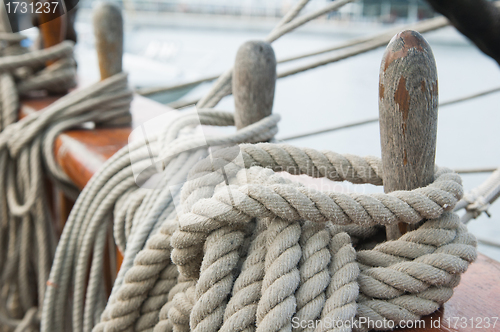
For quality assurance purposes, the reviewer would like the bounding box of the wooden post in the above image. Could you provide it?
[93,2,123,81]
[233,40,277,130]
[379,30,438,240]
[38,16,65,51]
[93,2,131,126]
[38,1,66,65]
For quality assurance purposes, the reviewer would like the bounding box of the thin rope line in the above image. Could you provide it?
[139,16,448,99]
[279,85,500,141]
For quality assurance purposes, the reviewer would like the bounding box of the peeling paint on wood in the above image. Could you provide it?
[379,83,385,100]
[394,75,410,136]
[383,30,425,71]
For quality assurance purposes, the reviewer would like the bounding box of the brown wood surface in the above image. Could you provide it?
[54,127,131,189]
[38,0,66,65]
[379,30,439,240]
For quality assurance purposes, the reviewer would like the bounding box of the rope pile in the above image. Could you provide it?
[40,1,360,330]
[92,136,476,332]
[0,36,76,129]
[0,32,132,331]
[0,0,490,331]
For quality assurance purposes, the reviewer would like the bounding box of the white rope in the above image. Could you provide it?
[90,137,474,332]
[455,167,500,223]
[279,85,500,141]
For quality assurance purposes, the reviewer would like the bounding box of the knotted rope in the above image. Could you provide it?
[455,166,500,223]
[0,31,132,331]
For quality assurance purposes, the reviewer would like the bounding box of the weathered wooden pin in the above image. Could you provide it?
[93,2,123,81]
[233,40,277,130]
[93,2,131,126]
[379,30,438,240]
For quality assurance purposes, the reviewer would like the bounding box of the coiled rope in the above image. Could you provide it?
[38,101,477,332]
[0,31,132,332]
[89,133,476,332]
[40,1,361,329]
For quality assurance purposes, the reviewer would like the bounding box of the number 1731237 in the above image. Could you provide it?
[5,1,59,14]
[442,317,499,329]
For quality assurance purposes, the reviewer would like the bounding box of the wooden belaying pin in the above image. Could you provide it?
[379,30,438,240]
[93,2,131,126]
[233,40,277,130]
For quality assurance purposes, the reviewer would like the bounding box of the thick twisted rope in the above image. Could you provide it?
[294,221,331,332]
[220,218,268,332]
[87,131,475,332]
[316,231,358,332]
[170,144,462,280]
[164,145,474,332]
